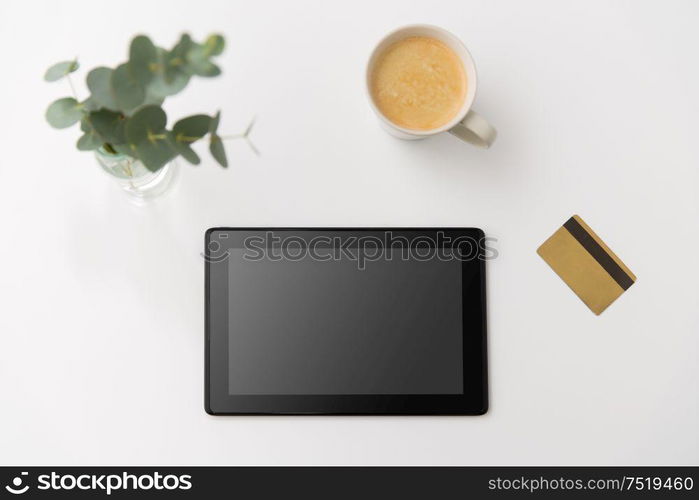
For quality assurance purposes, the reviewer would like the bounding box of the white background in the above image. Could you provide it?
[0,0,697,465]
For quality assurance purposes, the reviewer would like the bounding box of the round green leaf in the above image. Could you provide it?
[186,46,221,77]
[168,34,194,65]
[81,97,100,112]
[86,67,118,110]
[44,60,79,82]
[124,106,172,170]
[111,63,145,112]
[142,86,165,107]
[171,114,211,165]
[173,114,211,143]
[136,131,176,171]
[45,97,82,128]
[77,117,102,150]
[80,117,92,133]
[209,134,228,168]
[204,34,225,56]
[147,48,190,98]
[170,139,200,165]
[125,105,167,144]
[148,70,189,98]
[89,109,126,144]
[199,61,221,77]
[76,131,102,151]
[129,35,158,86]
[164,36,194,78]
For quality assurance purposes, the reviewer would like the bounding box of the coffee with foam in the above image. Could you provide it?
[370,36,467,131]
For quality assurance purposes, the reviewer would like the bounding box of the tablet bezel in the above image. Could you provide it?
[205,228,488,415]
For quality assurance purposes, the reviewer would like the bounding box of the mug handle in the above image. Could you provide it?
[448,110,497,148]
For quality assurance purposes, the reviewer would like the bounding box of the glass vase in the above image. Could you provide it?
[95,148,178,202]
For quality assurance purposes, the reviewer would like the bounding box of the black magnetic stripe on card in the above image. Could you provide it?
[563,217,635,291]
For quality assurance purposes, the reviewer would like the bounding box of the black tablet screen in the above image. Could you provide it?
[227,248,463,395]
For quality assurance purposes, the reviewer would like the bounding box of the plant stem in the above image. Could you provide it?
[245,137,260,156]
[219,134,260,156]
[65,73,78,100]
[125,159,134,178]
[218,118,260,156]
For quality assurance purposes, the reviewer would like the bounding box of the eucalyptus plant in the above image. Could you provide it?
[44,33,255,171]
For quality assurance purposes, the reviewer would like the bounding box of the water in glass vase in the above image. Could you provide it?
[95,147,179,202]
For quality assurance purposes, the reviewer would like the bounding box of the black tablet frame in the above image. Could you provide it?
[205,228,488,415]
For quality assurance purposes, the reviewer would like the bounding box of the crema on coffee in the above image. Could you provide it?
[370,36,467,131]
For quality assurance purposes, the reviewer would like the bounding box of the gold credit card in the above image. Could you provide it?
[537,215,636,315]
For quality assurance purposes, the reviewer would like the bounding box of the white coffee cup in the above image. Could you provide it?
[366,24,497,148]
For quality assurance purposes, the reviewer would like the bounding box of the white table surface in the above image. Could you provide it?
[1,0,697,465]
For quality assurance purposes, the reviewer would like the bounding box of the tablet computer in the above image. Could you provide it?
[205,228,488,415]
